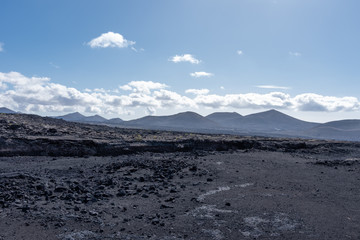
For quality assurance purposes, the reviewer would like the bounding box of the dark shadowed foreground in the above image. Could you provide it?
[0,113,359,240]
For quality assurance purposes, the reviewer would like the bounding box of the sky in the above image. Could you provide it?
[0,0,360,122]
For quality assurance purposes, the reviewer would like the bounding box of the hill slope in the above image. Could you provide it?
[235,109,319,132]
[0,107,16,114]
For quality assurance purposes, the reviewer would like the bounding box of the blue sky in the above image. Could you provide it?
[0,0,359,122]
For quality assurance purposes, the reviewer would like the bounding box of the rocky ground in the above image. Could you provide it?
[0,113,359,239]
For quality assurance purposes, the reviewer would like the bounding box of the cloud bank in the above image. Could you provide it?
[0,72,359,116]
[169,54,200,64]
[88,32,135,48]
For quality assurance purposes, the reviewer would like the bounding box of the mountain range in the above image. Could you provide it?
[1,107,359,141]
[52,110,360,141]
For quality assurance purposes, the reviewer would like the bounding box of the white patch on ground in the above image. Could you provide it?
[59,230,97,240]
[197,187,230,201]
[215,161,223,165]
[240,213,299,238]
[188,205,237,219]
[234,183,254,188]
[202,229,224,240]
[197,183,253,202]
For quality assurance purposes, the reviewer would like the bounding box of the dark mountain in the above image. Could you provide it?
[235,109,319,132]
[206,112,243,128]
[57,112,107,123]
[106,118,124,125]
[315,119,360,130]
[57,112,86,122]
[0,107,16,114]
[206,110,318,132]
[125,111,220,130]
[84,115,107,123]
[206,112,242,121]
[303,119,360,141]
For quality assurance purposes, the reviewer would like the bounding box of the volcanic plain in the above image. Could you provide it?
[0,113,359,240]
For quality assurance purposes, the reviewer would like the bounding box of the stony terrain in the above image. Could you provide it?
[0,113,359,240]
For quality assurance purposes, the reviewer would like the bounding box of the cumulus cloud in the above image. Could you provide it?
[0,42,3,52]
[185,89,210,95]
[194,92,293,109]
[289,51,301,57]
[0,71,359,117]
[190,72,214,78]
[293,94,360,112]
[256,85,290,90]
[88,32,135,48]
[169,54,200,64]
[153,89,196,108]
[120,81,168,94]
[237,50,243,55]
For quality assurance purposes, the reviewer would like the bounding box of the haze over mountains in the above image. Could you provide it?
[1,107,359,141]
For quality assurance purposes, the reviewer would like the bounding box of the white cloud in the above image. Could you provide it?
[169,54,200,64]
[256,85,290,90]
[0,42,3,52]
[293,94,360,112]
[88,32,135,48]
[185,89,210,95]
[194,92,293,109]
[237,50,243,55]
[289,51,301,57]
[120,81,168,94]
[153,89,196,108]
[0,71,358,117]
[220,86,225,90]
[119,85,133,91]
[190,72,214,78]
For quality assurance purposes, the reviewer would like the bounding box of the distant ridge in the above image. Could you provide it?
[126,111,219,130]
[303,119,360,141]
[206,109,318,132]
[314,119,360,130]
[57,112,107,123]
[237,109,318,132]
[206,112,242,120]
[52,110,360,141]
[84,114,107,123]
[57,112,85,122]
[107,118,124,125]
[0,107,16,114]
